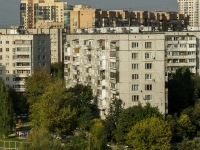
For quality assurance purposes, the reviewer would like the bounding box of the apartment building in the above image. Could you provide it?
[0,27,66,63]
[64,33,167,118]
[0,30,50,92]
[178,0,200,27]
[165,33,197,74]
[70,4,189,33]
[20,0,73,29]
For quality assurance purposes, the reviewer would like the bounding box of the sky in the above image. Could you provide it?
[0,0,178,27]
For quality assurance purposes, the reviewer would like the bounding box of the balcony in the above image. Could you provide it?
[72,61,80,66]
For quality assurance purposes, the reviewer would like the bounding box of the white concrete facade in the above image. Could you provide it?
[0,33,51,92]
[64,33,167,118]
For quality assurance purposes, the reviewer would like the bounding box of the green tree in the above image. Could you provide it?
[0,79,15,138]
[51,62,64,79]
[29,79,77,135]
[20,127,64,150]
[126,116,172,150]
[90,119,110,150]
[104,98,124,142]
[115,103,162,144]
[168,67,195,114]
[66,84,96,130]
[177,114,196,138]
[25,67,52,104]
[177,137,200,150]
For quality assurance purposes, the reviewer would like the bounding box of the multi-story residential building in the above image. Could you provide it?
[178,0,200,27]
[20,0,73,29]
[70,4,189,33]
[0,27,66,63]
[64,33,167,118]
[165,33,197,74]
[0,29,50,92]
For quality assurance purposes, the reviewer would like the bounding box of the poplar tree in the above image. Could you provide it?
[0,79,15,138]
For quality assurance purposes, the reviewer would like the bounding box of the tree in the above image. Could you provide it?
[126,116,172,150]
[51,62,64,80]
[25,67,52,104]
[90,119,110,150]
[66,84,96,130]
[104,98,124,142]
[29,79,77,135]
[0,79,15,138]
[20,127,64,150]
[115,103,162,144]
[168,67,195,114]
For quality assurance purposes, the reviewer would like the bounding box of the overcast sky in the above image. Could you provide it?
[0,0,178,27]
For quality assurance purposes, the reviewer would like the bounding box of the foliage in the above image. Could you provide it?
[126,116,172,150]
[66,84,96,130]
[90,119,110,150]
[104,98,124,142]
[115,103,162,144]
[25,67,52,104]
[168,67,195,114]
[65,131,88,150]
[177,114,196,138]
[20,128,64,150]
[51,62,64,80]
[177,137,200,150]
[0,79,15,138]
[29,79,77,135]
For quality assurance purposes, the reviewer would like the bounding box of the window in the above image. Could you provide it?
[6,48,9,52]
[6,41,9,44]
[43,62,46,66]
[189,44,196,48]
[145,74,152,80]
[43,41,46,45]
[6,55,9,59]
[38,62,41,67]
[132,63,139,69]
[132,74,139,80]
[132,53,138,59]
[6,77,9,81]
[0,55,2,60]
[6,70,9,74]
[38,48,41,52]
[132,95,139,102]
[0,63,2,67]
[145,63,152,69]
[38,55,41,60]
[0,48,2,52]
[145,84,152,90]
[6,63,9,66]
[145,42,152,48]
[43,55,46,59]
[38,41,41,45]
[43,48,46,52]
[132,42,139,48]
[180,44,186,48]
[0,70,2,75]
[145,53,152,59]
[132,85,139,91]
[0,41,2,44]
[145,95,152,100]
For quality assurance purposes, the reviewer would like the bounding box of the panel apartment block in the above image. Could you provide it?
[64,33,167,118]
[0,33,51,92]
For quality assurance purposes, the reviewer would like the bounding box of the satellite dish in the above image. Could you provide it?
[139,25,144,31]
